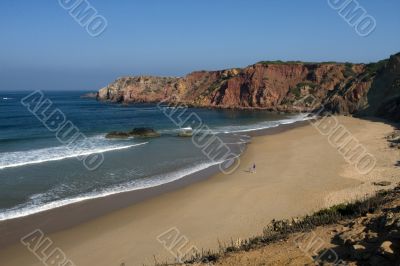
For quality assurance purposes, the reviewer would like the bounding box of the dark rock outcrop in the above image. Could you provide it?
[96,53,400,121]
[106,128,160,139]
[105,131,130,139]
[129,128,160,138]
[376,96,400,121]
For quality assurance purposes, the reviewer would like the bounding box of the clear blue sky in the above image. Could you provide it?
[0,0,399,91]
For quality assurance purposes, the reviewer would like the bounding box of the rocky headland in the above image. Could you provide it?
[93,53,400,266]
[96,52,400,122]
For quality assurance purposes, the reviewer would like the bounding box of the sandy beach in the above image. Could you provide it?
[0,116,398,266]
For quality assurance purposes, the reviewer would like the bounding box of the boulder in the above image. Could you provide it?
[178,132,193,137]
[129,128,160,138]
[105,131,130,139]
[338,229,365,245]
[350,244,369,260]
[379,241,395,260]
[178,127,193,137]
[384,211,400,227]
[106,128,160,139]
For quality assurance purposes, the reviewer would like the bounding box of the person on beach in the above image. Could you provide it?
[252,163,256,173]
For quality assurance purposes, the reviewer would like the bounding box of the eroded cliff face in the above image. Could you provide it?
[363,53,400,120]
[97,53,400,120]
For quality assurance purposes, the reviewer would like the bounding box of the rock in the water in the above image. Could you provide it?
[105,131,130,139]
[106,128,160,139]
[129,128,160,138]
[178,127,193,137]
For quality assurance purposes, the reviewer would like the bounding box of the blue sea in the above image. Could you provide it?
[0,91,309,221]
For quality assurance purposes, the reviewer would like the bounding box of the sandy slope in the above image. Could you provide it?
[0,116,398,266]
[199,187,400,266]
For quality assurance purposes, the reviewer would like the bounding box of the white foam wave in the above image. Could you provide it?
[0,114,309,221]
[0,160,221,221]
[0,140,148,170]
[214,114,311,133]
[158,114,310,135]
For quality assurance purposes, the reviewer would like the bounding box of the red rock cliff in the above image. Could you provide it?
[97,53,400,120]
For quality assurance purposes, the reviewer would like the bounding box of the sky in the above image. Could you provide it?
[0,0,399,91]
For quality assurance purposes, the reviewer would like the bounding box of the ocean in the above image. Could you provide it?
[0,91,308,221]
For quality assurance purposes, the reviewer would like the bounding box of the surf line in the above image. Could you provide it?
[0,142,148,170]
[21,90,104,171]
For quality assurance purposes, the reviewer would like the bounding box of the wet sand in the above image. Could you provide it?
[0,120,309,249]
[0,116,398,266]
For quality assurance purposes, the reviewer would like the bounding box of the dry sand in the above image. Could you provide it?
[0,116,398,266]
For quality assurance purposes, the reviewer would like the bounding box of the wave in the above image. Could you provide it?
[0,114,308,221]
[157,114,310,136]
[0,138,148,170]
[1,97,13,100]
[0,160,222,221]
[213,114,311,133]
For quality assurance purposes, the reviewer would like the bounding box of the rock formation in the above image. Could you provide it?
[96,53,400,121]
[105,128,160,139]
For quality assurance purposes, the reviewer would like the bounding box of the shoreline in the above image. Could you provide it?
[0,120,310,249]
[0,116,398,266]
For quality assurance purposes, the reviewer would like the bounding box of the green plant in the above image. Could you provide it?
[365,59,389,77]
[171,186,397,266]
[343,63,355,78]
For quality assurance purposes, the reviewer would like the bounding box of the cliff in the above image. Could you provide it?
[97,53,400,121]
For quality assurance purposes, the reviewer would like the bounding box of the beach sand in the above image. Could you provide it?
[0,116,398,266]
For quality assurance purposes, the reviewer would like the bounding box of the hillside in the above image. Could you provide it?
[96,53,400,121]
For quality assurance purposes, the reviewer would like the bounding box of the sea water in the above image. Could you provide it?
[0,91,308,220]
